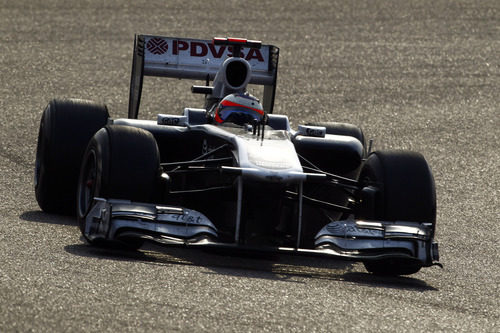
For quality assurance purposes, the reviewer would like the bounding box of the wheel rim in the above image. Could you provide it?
[78,150,97,218]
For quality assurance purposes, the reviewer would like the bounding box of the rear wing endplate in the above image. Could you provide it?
[128,35,280,118]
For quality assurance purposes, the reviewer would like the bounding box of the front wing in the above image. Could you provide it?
[84,198,440,267]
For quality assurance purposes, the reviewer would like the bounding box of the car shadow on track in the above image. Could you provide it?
[22,210,437,291]
[65,241,438,292]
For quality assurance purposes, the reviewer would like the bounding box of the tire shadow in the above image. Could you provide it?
[20,210,77,226]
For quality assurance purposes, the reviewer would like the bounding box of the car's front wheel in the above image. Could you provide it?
[77,125,161,248]
[356,150,436,276]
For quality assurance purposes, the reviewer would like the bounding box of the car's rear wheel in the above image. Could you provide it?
[306,121,366,148]
[77,125,161,248]
[35,99,109,215]
[296,122,366,245]
[357,150,436,276]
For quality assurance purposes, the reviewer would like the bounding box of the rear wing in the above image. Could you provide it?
[128,35,280,118]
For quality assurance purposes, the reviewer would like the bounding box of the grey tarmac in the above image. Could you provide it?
[0,0,498,332]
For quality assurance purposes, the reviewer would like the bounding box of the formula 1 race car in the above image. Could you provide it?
[35,35,440,275]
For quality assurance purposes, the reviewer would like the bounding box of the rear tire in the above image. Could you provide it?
[357,150,436,276]
[298,122,366,246]
[306,121,365,148]
[77,125,161,248]
[35,99,109,215]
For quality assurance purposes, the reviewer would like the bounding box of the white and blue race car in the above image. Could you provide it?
[35,36,440,276]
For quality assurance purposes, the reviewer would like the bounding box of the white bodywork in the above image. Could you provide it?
[196,123,306,183]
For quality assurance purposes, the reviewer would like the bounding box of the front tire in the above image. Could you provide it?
[77,125,161,248]
[357,150,436,276]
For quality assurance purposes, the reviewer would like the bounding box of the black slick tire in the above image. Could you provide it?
[77,125,160,248]
[357,150,436,276]
[306,121,365,148]
[34,99,109,215]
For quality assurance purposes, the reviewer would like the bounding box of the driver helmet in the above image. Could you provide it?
[214,93,264,125]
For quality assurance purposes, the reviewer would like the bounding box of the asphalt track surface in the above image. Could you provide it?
[0,0,499,332]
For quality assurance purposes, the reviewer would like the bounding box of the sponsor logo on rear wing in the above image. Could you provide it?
[129,35,279,119]
[141,35,277,85]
